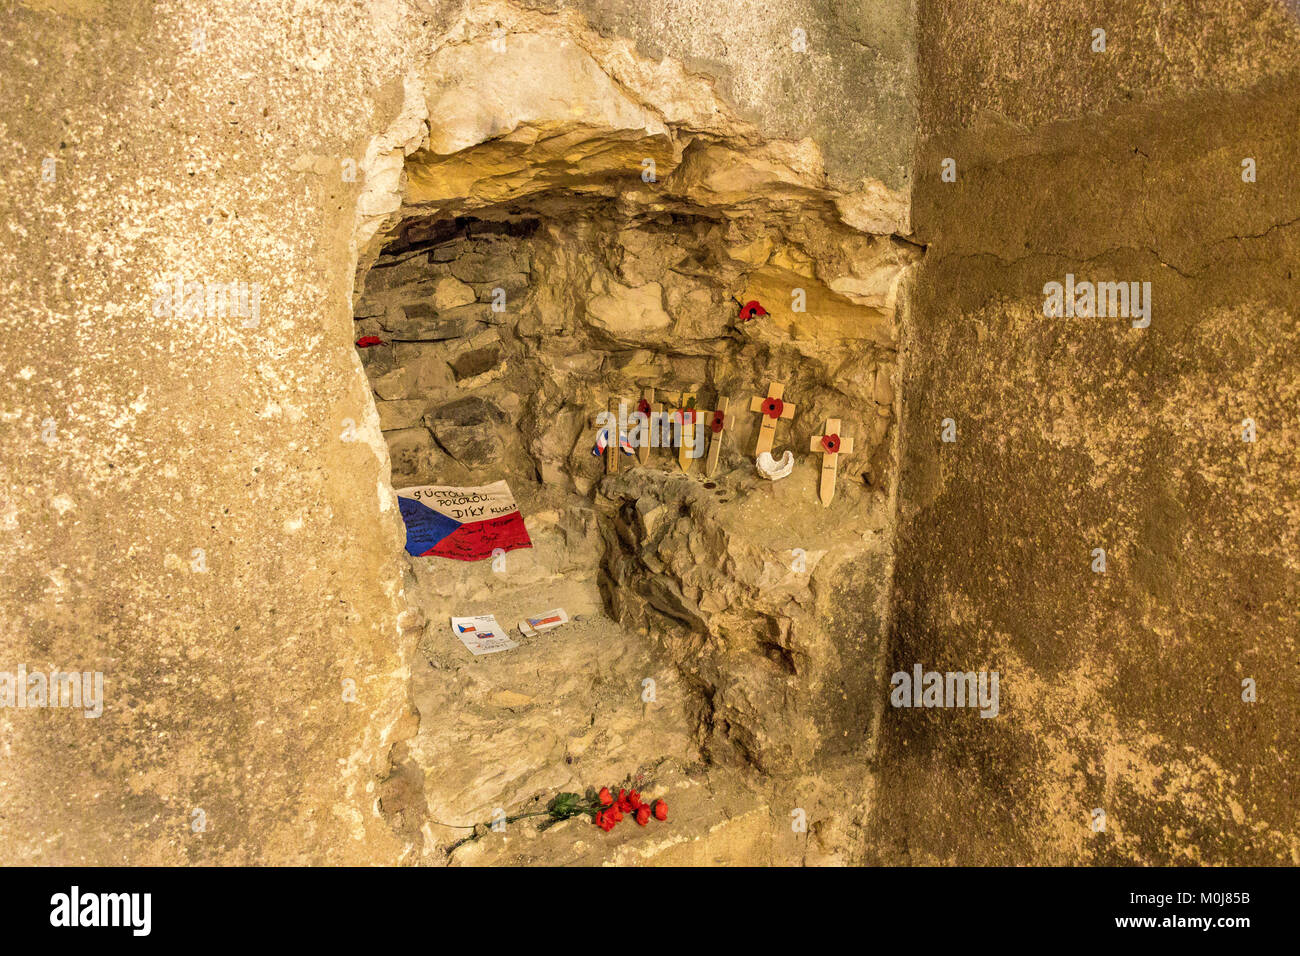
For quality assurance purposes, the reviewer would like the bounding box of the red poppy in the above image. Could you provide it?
[821,433,841,454]
[652,799,668,821]
[738,300,768,321]
[598,787,614,807]
[355,335,385,348]
[762,397,784,419]
[635,806,651,826]
[636,398,651,417]
[710,410,725,434]
[628,790,643,809]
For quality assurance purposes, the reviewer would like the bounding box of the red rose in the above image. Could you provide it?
[652,799,667,821]
[762,397,784,419]
[598,787,613,807]
[636,806,651,826]
[821,433,841,454]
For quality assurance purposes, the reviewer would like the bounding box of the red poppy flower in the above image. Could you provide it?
[635,806,651,826]
[628,790,643,809]
[598,787,614,807]
[608,806,624,823]
[355,335,385,348]
[710,410,725,434]
[821,433,841,454]
[652,799,667,821]
[762,397,784,419]
[738,300,768,321]
[636,399,650,417]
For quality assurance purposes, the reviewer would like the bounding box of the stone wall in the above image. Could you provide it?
[873,0,1300,864]
[0,0,918,864]
[355,108,915,784]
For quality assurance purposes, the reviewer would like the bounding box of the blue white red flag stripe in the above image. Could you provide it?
[395,481,533,562]
[592,427,635,457]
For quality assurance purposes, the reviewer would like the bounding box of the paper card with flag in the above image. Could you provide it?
[449,614,518,655]
[395,480,533,561]
[517,608,569,638]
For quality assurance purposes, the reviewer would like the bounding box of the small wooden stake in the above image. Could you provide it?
[635,387,655,466]
[606,396,621,475]
[676,387,703,472]
[705,396,729,477]
[750,382,796,457]
[810,417,854,506]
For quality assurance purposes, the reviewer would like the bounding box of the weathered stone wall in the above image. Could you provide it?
[1,0,917,864]
[874,1,1300,864]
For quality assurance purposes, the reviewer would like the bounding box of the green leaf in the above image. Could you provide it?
[547,792,583,817]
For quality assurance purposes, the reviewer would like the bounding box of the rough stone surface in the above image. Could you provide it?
[6,0,1289,869]
[870,1,1300,866]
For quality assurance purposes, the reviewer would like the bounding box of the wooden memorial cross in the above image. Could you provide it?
[810,418,854,506]
[635,387,655,467]
[676,387,703,472]
[749,382,796,457]
[705,397,729,477]
[605,396,622,475]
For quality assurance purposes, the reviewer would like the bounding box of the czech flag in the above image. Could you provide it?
[395,480,533,562]
[592,427,635,457]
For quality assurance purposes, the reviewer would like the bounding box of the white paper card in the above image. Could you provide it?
[449,614,518,655]
[518,608,569,638]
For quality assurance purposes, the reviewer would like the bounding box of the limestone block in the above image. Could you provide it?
[394,343,457,394]
[384,426,437,480]
[433,275,478,310]
[585,281,672,344]
[427,396,508,467]
[381,303,489,341]
[377,399,429,431]
[372,366,415,401]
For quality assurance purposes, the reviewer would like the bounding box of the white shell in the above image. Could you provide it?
[755,450,794,480]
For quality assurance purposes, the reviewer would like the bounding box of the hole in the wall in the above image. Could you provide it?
[347,32,916,862]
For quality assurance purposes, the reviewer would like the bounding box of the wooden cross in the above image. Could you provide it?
[676,387,703,473]
[705,397,729,477]
[605,396,621,475]
[750,382,796,457]
[810,418,854,506]
[635,387,655,467]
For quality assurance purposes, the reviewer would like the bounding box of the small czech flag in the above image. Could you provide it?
[592,427,635,458]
